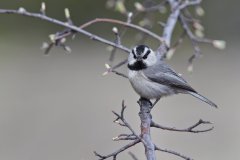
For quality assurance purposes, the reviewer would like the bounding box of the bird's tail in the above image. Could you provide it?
[188,92,218,108]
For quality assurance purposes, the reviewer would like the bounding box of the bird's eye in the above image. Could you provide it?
[131,50,137,59]
[142,50,151,59]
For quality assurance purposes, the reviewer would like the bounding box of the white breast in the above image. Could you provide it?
[128,70,174,99]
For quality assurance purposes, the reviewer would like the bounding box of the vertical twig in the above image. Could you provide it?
[138,98,156,160]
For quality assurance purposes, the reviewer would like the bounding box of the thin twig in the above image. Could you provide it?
[108,10,135,64]
[172,31,186,48]
[138,98,156,160]
[0,9,131,53]
[156,0,181,58]
[104,60,128,78]
[111,70,128,79]
[128,151,139,160]
[112,101,146,145]
[109,27,121,63]
[151,119,214,133]
[179,13,213,65]
[111,59,128,70]
[94,139,141,160]
[155,145,193,160]
[179,14,212,44]
[161,0,181,47]
[113,134,137,141]
[95,101,143,160]
[79,18,163,42]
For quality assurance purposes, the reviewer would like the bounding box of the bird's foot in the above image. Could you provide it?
[138,97,152,106]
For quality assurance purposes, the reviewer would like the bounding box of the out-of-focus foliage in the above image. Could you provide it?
[0,0,239,41]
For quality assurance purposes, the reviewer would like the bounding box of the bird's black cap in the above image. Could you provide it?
[135,45,149,55]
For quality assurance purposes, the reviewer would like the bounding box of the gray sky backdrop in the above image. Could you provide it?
[0,0,239,160]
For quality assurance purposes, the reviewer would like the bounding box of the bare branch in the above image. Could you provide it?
[108,26,121,63]
[95,101,144,160]
[113,134,137,141]
[128,152,139,160]
[178,13,214,67]
[151,119,214,133]
[161,0,181,47]
[79,18,163,42]
[179,14,212,44]
[166,31,186,59]
[138,98,156,160]
[94,139,141,160]
[0,9,131,53]
[102,59,128,78]
[112,101,144,145]
[111,70,128,79]
[156,0,181,58]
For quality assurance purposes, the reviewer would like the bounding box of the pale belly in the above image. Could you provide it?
[128,70,175,99]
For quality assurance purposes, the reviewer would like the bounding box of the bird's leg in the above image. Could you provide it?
[151,98,161,109]
[138,97,152,106]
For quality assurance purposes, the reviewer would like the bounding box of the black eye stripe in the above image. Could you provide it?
[131,50,137,59]
[142,50,151,59]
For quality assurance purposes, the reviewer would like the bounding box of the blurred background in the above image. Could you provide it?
[0,0,239,160]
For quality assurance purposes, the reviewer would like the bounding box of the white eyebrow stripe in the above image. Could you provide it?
[144,46,150,55]
[134,47,137,55]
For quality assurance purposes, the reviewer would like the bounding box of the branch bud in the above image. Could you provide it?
[105,63,111,69]
[72,34,76,40]
[63,46,72,53]
[106,46,114,52]
[195,30,204,38]
[134,2,145,11]
[212,40,226,50]
[102,63,111,76]
[49,34,56,43]
[64,8,70,19]
[112,27,118,34]
[102,71,109,76]
[41,42,49,50]
[127,12,133,23]
[128,12,133,19]
[193,22,204,31]
[106,0,115,9]
[114,120,120,124]
[166,48,176,60]
[187,64,193,73]
[112,136,119,141]
[115,0,127,14]
[18,7,26,13]
[60,38,66,44]
[139,18,150,27]
[40,2,46,13]
[195,6,205,16]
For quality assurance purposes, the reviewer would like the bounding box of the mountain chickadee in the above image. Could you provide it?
[128,45,217,108]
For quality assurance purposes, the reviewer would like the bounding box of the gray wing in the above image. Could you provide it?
[143,61,196,93]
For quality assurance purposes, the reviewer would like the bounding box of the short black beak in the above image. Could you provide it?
[136,56,142,61]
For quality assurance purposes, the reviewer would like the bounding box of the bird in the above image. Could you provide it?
[127,44,217,108]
